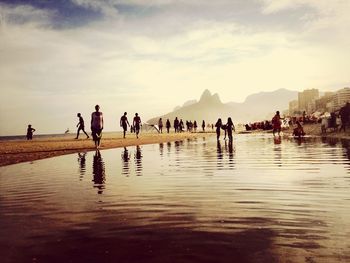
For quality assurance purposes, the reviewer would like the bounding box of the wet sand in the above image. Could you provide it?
[0,132,214,167]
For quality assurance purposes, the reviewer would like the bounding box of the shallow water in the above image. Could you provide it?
[1,135,350,263]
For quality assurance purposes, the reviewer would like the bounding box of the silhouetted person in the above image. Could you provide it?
[75,113,89,139]
[92,150,105,194]
[193,120,197,132]
[174,117,179,133]
[292,121,305,138]
[215,118,222,140]
[158,118,163,133]
[226,117,235,141]
[211,124,214,131]
[120,112,130,138]
[133,113,142,138]
[202,120,205,132]
[26,124,35,140]
[179,119,184,132]
[91,105,104,148]
[166,119,171,133]
[272,111,282,136]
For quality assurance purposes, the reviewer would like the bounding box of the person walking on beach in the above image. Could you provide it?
[202,120,205,132]
[179,119,184,132]
[272,111,282,136]
[26,124,35,140]
[193,120,197,132]
[215,118,222,140]
[226,117,235,141]
[166,119,171,133]
[133,113,142,138]
[75,113,89,139]
[120,112,130,138]
[91,105,104,149]
[158,118,163,133]
[174,117,179,133]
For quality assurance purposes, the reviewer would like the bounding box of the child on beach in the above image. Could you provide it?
[292,121,305,138]
[26,125,35,140]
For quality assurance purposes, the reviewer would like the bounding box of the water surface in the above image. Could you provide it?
[1,135,350,262]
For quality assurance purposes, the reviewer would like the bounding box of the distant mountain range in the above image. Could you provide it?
[148,89,298,124]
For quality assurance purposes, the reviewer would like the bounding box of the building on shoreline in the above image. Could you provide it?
[298,89,319,113]
[333,87,350,111]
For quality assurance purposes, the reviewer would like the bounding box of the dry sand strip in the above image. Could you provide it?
[0,132,214,167]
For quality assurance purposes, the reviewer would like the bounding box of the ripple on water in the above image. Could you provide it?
[0,135,350,262]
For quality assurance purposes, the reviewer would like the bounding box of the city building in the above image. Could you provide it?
[315,92,334,112]
[288,100,299,115]
[298,89,319,113]
[333,87,350,111]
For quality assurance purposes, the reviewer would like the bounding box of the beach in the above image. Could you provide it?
[0,131,214,167]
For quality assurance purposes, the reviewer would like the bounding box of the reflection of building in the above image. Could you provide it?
[298,89,319,112]
[333,87,350,111]
[289,100,299,115]
[315,92,334,112]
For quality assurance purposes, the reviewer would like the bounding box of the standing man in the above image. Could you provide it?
[133,113,142,138]
[91,105,104,148]
[75,113,89,139]
[272,111,282,137]
[120,112,130,138]
[26,124,36,140]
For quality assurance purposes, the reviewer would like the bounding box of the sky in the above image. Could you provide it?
[1,0,350,135]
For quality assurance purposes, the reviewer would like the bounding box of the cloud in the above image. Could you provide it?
[0,3,54,27]
[0,1,350,135]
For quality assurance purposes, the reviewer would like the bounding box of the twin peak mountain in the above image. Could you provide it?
[148,89,297,124]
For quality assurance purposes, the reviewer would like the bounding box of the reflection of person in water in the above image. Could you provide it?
[159,143,164,156]
[121,147,130,176]
[134,145,142,176]
[77,152,87,178]
[92,150,105,194]
[217,140,223,159]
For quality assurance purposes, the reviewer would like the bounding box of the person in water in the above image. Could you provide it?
[226,117,235,141]
[272,111,282,136]
[133,113,142,138]
[215,118,222,140]
[292,121,305,138]
[120,112,130,138]
[75,113,89,139]
[91,105,104,148]
[26,124,35,140]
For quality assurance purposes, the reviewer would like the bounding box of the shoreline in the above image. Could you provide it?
[239,123,350,140]
[0,132,215,167]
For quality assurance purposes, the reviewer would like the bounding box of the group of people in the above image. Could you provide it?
[75,105,142,148]
[215,117,235,141]
[156,118,208,134]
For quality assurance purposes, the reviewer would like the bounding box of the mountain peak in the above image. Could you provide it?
[199,89,212,101]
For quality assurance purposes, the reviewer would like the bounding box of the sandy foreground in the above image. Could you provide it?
[0,131,214,167]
